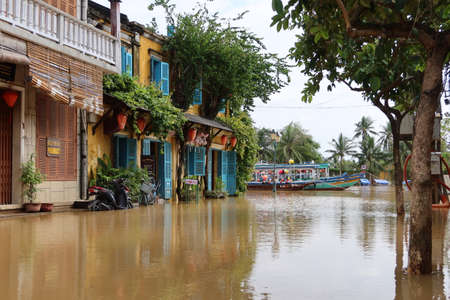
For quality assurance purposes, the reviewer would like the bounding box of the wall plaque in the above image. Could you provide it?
[47,138,61,156]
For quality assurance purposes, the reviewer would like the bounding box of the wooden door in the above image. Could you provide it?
[0,99,12,204]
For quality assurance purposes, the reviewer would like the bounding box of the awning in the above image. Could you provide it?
[0,47,30,65]
[27,42,104,115]
[184,113,232,132]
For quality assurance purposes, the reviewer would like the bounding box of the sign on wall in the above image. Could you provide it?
[47,138,61,156]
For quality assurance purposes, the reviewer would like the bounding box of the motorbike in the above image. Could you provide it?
[88,178,133,211]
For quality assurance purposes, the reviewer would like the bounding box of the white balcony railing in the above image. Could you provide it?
[0,0,117,65]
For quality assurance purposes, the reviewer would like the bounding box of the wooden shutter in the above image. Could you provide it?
[219,99,226,113]
[193,79,202,105]
[161,62,169,95]
[218,151,228,192]
[42,0,77,17]
[185,146,195,176]
[36,94,77,181]
[207,149,212,191]
[0,100,12,204]
[126,53,133,77]
[142,139,151,156]
[127,138,137,167]
[151,58,161,86]
[194,147,205,176]
[158,142,172,199]
[227,151,236,195]
[121,46,127,74]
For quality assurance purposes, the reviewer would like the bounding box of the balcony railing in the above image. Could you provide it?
[0,0,117,65]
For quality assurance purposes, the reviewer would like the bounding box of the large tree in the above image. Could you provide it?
[276,122,322,163]
[149,1,290,198]
[354,116,377,142]
[271,0,450,273]
[326,133,356,175]
[256,127,277,163]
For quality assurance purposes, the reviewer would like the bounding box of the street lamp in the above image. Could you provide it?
[270,132,280,192]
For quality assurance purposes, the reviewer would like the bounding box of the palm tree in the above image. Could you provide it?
[356,136,386,178]
[377,122,393,151]
[354,116,377,142]
[277,122,321,163]
[326,133,356,175]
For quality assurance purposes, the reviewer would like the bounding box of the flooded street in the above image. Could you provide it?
[0,186,448,299]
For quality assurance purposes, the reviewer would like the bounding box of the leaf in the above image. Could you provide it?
[314,33,321,43]
[370,77,381,91]
[272,0,283,14]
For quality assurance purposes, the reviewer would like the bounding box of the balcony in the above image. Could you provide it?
[0,0,118,70]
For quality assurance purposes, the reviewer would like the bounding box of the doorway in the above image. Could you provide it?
[0,98,12,204]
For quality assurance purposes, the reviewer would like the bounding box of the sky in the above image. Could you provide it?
[94,0,398,154]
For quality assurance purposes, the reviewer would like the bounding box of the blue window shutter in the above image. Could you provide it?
[151,57,161,86]
[219,99,226,113]
[194,147,205,176]
[218,151,228,192]
[127,138,137,168]
[227,151,236,195]
[161,62,170,95]
[158,143,165,198]
[121,46,127,74]
[207,149,212,191]
[186,146,195,176]
[164,142,172,199]
[142,139,151,156]
[114,136,128,168]
[193,79,202,105]
[126,52,133,77]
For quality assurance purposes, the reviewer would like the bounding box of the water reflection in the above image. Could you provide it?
[0,186,448,299]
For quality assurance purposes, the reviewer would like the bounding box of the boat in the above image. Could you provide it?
[248,163,365,191]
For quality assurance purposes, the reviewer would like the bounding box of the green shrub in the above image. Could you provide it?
[91,155,149,202]
[21,154,45,203]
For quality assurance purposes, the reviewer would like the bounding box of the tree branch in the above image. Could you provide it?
[335,0,352,32]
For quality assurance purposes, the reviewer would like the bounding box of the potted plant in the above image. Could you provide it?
[21,155,45,212]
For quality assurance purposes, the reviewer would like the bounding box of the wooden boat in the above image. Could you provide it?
[248,173,365,191]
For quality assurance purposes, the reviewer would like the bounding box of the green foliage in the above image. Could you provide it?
[20,155,45,203]
[354,116,377,141]
[103,74,186,139]
[91,155,150,202]
[218,112,258,192]
[150,1,290,118]
[441,118,450,162]
[276,122,322,163]
[355,136,387,176]
[256,127,276,162]
[326,133,356,175]
[215,177,225,193]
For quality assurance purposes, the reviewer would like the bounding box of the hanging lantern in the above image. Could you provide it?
[2,90,19,108]
[137,118,146,133]
[288,159,294,164]
[221,135,228,146]
[230,136,237,148]
[116,113,127,130]
[188,128,197,142]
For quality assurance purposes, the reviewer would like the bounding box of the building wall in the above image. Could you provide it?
[138,36,163,86]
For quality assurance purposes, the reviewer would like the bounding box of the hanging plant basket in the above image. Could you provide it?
[2,90,19,108]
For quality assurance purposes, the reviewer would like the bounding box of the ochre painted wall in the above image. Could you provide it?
[87,122,112,182]
[138,36,163,86]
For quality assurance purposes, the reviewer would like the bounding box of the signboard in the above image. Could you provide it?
[184,179,198,185]
[47,138,61,156]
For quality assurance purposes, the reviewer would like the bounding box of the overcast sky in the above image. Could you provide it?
[95,0,398,154]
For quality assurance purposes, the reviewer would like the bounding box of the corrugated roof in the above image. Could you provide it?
[184,113,232,132]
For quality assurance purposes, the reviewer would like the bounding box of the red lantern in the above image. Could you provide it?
[116,113,127,130]
[188,128,197,142]
[137,118,146,133]
[230,136,237,148]
[2,90,19,108]
[221,135,228,145]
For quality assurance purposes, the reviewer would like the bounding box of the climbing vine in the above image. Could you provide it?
[218,112,258,193]
[103,74,186,139]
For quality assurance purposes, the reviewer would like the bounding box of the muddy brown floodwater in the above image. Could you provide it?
[0,186,448,300]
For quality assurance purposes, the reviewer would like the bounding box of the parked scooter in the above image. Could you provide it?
[88,178,133,211]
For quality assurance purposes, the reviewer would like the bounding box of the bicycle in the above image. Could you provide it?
[139,176,160,206]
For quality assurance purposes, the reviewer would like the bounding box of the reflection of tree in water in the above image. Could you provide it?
[394,211,448,300]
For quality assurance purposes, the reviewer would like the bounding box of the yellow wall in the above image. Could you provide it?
[87,122,112,182]
[138,35,164,86]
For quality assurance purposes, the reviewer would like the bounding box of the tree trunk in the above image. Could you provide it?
[408,46,446,274]
[391,124,404,216]
[176,135,187,201]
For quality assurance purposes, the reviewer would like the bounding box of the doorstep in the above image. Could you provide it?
[0,201,82,219]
